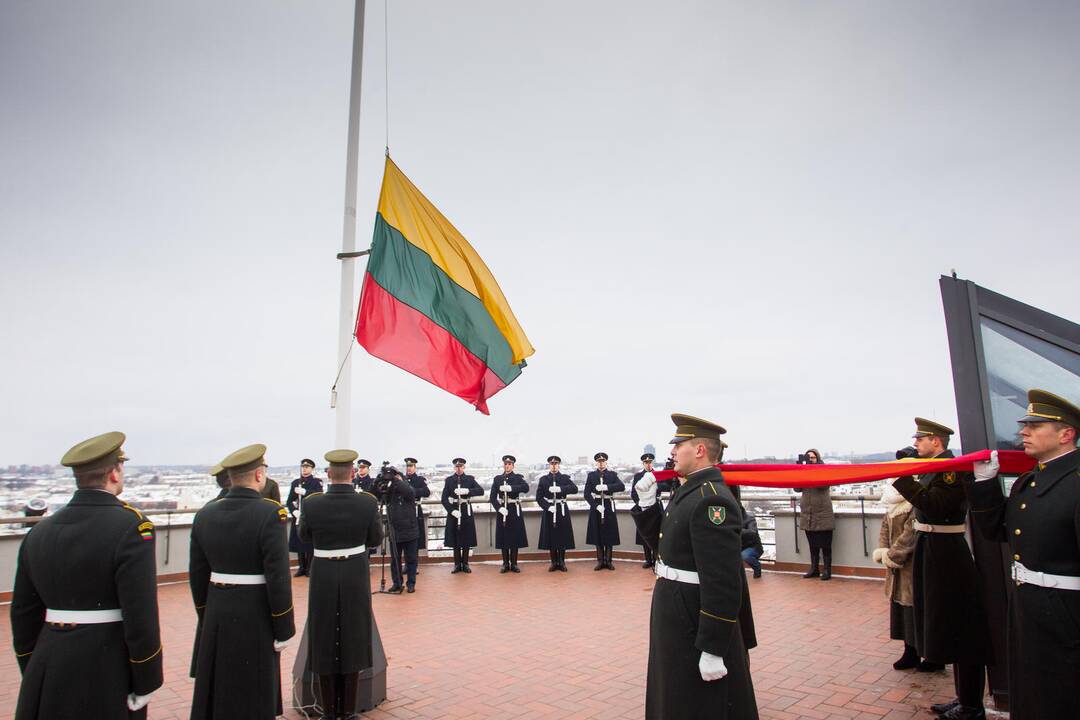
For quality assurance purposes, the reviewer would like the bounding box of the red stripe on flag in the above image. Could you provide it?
[355,272,507,414]
[649,449,1034,488]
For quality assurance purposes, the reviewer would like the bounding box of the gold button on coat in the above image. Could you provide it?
[1014,529,1022,536]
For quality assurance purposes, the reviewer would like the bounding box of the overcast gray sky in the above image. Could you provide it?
[2,1,1078,467]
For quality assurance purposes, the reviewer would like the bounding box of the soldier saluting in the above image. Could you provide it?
[967,389,1080,720]
[490,454,529,573]
[12,431,163,719]
[585,452,625,571]
[189,443,295,720]
[537,455,578,572]
[892,418,991,720]
[441,458,482,573]
[298,449,383,718]
[631,414,757,720]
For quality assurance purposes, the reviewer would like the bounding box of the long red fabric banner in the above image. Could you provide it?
[650,449,1033,488]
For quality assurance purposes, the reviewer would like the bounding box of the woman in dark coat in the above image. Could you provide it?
[796,448,835,579]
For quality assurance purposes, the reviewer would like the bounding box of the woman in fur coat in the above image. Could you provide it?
[873,479,919,670]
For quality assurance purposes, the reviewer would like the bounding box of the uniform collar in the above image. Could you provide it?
[68,488,123,506]
[1032,448,1080,497]
[327,483,353,494]
[673,465,723,504]
[226,486,262,499]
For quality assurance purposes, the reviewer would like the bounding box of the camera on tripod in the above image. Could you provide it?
[663,458,675,472]
[895,446,919,460]
[370,462,401,499]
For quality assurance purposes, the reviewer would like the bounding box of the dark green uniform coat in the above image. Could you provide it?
[298,485,383,674]
[631,466,758,720]
[968,448,1080,720]
[11,490,163,720]
[189,487,295,720]
[893,451,992,665]
[189,488,229,678]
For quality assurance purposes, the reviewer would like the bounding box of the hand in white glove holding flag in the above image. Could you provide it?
[973,450,999,482]
[498,507,509,518]
[451,510,462,520]
[635,472,658,508]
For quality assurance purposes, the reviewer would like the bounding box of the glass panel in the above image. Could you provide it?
[979,316,1080,450]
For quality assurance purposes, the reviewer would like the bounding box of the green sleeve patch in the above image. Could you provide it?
[708,506,726,525]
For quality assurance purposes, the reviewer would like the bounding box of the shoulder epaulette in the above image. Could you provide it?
[360,490,378,501]
[304,492,323,499]
[261,497,284,507]
[121,503,143,520]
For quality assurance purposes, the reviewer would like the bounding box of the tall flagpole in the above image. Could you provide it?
[334,0,367,448]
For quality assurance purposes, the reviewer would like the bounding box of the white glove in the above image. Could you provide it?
[547,506,556,515]
[498,507,509,517]
[635,472,657,508]
[699,651,727,681]
[596,484,608,492]
[296,486,306,496]
[872,548,887,565]
[500,483,512,492]
[273,639,289,653]
[973,450,999,482]
[127,692,154,711]
[454,487,469,496]
[451,510,462,520]
[551,485,561,494]
[291,509,300,519]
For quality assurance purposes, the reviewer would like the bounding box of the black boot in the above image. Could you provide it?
[500,548,510,573]
[893,644,920,670]
[917,660,945,672]
[820,548,832,580]
[548,549,559,571]
[605,546,615,570]
[317,674,337,720]
[642,545,654,568]
[451,547,462,573]
[594,546,604,571]
[462,548,472,573]
[940,706,985,720]
[931,700,960,716]
[295,552,309,577]
[510,548,520,573]
[803,547,820,578]
[558,549,568,571]
[340,672,361,719]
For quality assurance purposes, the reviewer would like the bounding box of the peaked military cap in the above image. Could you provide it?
[27,497,48,512]
[209,462,226,478]
[594,452,608,462]
[325,449,359,469]
[641,453,655,462]
[300,458,316,469]
[1018,388,1080,429]
[912,417,954,438]
[453,457,467,466]
[61,431,130,472]
[404,457,418,465]
[221,443,268,475]
[547,455,562,464]
[356,458,372,468]
[669,413,727,444]
[502,454,516,463]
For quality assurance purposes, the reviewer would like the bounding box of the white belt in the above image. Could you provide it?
[654,560,700,585]
[913,521,966,534]
[313,544,367,558]
[210,572,267,585]
[1012,561,1080,590]
[46,608,123,624]
[504,498,521,504]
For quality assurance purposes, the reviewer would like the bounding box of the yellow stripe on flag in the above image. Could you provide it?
[376,157,535,365]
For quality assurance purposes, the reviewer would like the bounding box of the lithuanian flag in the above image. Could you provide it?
[355,157,534,414]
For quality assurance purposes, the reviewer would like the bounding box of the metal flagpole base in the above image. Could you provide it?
[290,615,387,716]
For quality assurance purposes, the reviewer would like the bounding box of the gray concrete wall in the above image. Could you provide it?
[773,507,886,570]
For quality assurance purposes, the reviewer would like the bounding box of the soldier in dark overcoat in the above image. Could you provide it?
[631,414,757,720]
[11,431,163,720]
[892,418,991,720]
[379,464,419,592]
[189,443,295,720]
[585,452,625,570]
[285,459,322,577]
[967,389,1080,720]
[536,455,578,571]
[441,458,482,573]
[298,449,383,717]
[353,459,374,493]
[404,457,430,550]
[632,453,667,568]
[490,454,529,572]
[189,462,230,679]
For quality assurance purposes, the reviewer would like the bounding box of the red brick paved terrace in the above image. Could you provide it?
[0,562,982,719]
